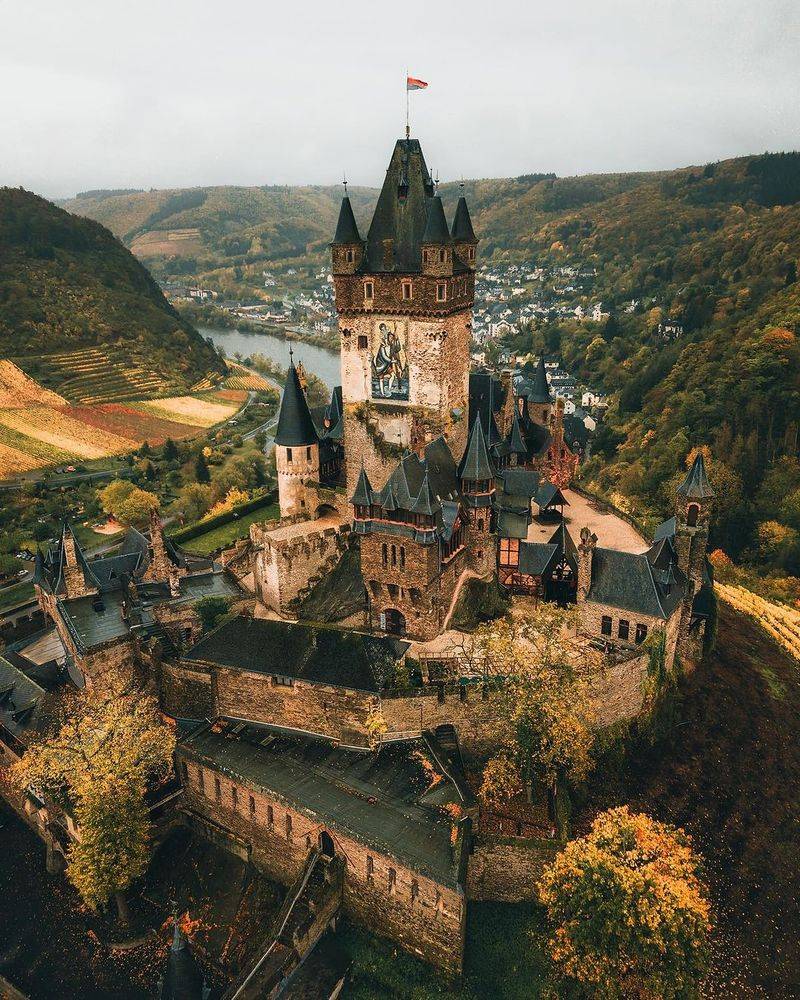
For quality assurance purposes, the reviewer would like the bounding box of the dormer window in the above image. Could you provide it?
[364,281,374,301]
[402,281,413,300]
[345,248,355,264]
[436,282,447,302]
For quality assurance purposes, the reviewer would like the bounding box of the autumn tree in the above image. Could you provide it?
[195,451,211,484]
[98,477,135,515]
[11,681,175,926]
[115,487,160,528]
[470,605,596,813]
[539,806,711,998]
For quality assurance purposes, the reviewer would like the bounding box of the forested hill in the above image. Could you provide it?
[0,188,223,383]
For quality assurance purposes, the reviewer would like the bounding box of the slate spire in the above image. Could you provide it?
[331,195,362,245]
[528,355,551,404]
[275,357,319,447]
[422,194,452,244]
[452,195,476,242]
[351,465,374,506]
[411,470,437,515]
[677,452,715,499]
[508,411,527,455]
[458,415,495,481]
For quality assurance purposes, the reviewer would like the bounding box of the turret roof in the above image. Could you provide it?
[331,195,362,245]
[527,355,551,404]
[451,195,477,242]
[677,453,715,499]
[458,416,495,481]
[422,194,452,244]
[351,466,374,506]
[275,360,319,447]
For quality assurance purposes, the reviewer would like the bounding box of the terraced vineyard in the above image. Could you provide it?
[223,361,276,391]
[716,582,800,662]
[14,348,189,404]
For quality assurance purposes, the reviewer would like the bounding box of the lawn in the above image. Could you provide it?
[339,901,553,999]
[177,502,280,556]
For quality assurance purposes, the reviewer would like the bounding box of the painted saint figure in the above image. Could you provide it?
[371,322,408,400]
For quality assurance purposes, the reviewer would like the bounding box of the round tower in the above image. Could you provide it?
[274,355,320,520]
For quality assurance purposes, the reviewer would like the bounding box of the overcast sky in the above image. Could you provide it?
[2,0,799,199]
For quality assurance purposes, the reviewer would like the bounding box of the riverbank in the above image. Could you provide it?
[179,302,339,351]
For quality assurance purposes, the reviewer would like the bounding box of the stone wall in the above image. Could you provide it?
[253,521,348,614]
[160,660,212,719]
[179,757,465,974]
[211,666,377,747]
[580,598,682,676]
[466,840,560,902]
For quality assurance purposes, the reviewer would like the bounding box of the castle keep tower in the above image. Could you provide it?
[674,452,715,654]
[332,139,476,496]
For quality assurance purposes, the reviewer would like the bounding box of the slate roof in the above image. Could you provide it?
[179,722,461,887]
[275,361,319,447]
[587,547,685,619]
[184,616,409,692]
[497,509,530,539]
[0,655,61,744]
[528,356,551,404]
[519,543,558,576]
[331,195,362,245]
[451,195,477,242]
[458,416,495,481]
[422,195,452,244]
[653,516,677,543]
[364,138,434,273]
[498,469,541,499]
[678,453,715,499]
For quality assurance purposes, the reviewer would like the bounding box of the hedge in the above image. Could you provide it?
[168,489,278,543]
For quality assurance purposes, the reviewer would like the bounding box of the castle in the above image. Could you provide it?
[0,133,716,990]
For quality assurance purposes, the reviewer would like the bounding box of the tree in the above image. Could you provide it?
[195,451,211,484]
[163,438,179,462]
[11,681,175,925]
[114,488,160,528]
[195,594,234,632]
[468,606,596,810]
[177,483,212,523]
[97,478,135,516]
[539,806,711,998]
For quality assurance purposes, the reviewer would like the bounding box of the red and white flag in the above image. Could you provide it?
[407,76,428,91]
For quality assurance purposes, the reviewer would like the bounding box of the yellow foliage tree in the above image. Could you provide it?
[114,488,160,528]
[203,486,250,521]
[11,681,175,925]
[539,806,711,998]
[97,478,135,516]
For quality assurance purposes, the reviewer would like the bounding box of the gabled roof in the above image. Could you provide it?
[458,417,494,481]
[528,355,551,404]
[331,195,362,245]
[422,195,452,244]
[451,195,477,242]
[587,547,685,620]
[364,138,434,273]
[677,453,715,499]
[498,468,540,499]
[275,361,319,447]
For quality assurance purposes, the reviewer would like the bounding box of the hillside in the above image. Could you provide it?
[0,187,224,390]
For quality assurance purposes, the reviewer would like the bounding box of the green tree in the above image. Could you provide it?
[195,594,234,633]
[163,438,179,462]
[114,488,160,527]
[195,451,211,484]
[97,478,135,516]
[539,806,711,998]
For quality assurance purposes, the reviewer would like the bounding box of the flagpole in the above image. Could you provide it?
[405,67,410,139]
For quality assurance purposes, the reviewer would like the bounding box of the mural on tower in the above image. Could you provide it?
[371,320,409,400]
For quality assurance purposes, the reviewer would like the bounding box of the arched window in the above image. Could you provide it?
[687,503,700,527]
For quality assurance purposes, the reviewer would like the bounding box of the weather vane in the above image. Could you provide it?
[342,173,348,196]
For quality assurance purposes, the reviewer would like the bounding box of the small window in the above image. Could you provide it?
[468,247,475,261]
[382,543,388,567]
[388,868,397,893]
[286,447,293,463]
[436,282,447,302]
[364,281,374,300]
[214,777,221,802]
[391,544,397,567]
[367,855,374,881]
[411,879,419,901]
[635,623,648,644]
[358,334,368,349]
[618,619,630,641]
[345,248,355,264]
[402,281,413,300]
[198,768,204,791]
[180,761,188,781]
[601,615,612,637]
[438,249,446,264]
[400,545,405,568]
[687,503,699,527]
[267,804,274,828]
[285,814,292,839]
[249,794,256,817]
[306,446,311,461]
[499,538,519,567]
[477,518,484,532]
[231,786,238,808]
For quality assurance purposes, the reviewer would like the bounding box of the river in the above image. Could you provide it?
[199,326,341,389]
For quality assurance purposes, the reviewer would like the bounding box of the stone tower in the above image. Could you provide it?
[674,452,715,652]
[527,355,552,428]
[274,357,320,520]
[332,138,476,496]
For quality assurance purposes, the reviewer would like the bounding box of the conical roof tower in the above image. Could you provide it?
[275,356,319,448]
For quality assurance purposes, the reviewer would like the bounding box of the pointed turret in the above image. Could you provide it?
[452,192,478,270]
[332,196,361,245]
[677,453,715,499]
[422,195,452,245]
[411,470,437,516]
[351,465,374,507]
[275,360,318,448]
[458,416,494,483]
[528,355,551,405]
[508,411,527,457]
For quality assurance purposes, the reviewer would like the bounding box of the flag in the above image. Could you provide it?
[407,76,428,91]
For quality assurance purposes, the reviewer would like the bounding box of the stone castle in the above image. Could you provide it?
[1,133,716,990]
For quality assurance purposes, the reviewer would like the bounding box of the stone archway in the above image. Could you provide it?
[382,608,406,636]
